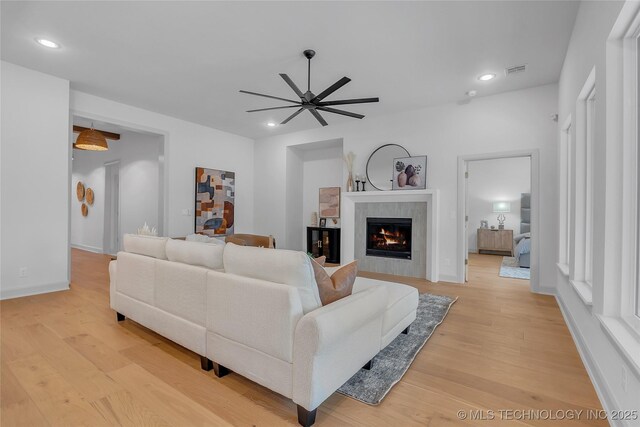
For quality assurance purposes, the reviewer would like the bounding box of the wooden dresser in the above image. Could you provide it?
[477,228,513,256]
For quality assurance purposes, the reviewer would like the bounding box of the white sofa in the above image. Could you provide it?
[109,234,225,369]
[109,234,419,426]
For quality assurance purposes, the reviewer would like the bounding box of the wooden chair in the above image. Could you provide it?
[225,234,276,249]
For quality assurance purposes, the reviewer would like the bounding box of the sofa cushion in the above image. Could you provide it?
[310,260,357,306]
[166,238,224,271]
[123,234,169,259]
[223,243,322,313]
[353,277,419,337]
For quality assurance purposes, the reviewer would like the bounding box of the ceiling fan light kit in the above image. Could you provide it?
[240,49,379,126]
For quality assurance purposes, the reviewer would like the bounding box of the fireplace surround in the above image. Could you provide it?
[341,189,440,282]
[366,217,412,259]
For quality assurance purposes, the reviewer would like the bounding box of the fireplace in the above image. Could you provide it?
[366,217,412,259]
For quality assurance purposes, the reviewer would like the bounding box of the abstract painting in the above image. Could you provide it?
[195,167,235,236]
[392,155,427,190]
[319,187,340,218]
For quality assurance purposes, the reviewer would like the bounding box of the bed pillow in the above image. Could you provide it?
[513,232,531,243]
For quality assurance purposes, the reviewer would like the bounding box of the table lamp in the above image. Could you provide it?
[493,201,511,230]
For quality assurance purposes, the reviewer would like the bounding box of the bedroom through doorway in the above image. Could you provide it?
[459,153,535,288]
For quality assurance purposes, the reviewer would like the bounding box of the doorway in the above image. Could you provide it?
[69,116,165,257]
[457,150,540,292]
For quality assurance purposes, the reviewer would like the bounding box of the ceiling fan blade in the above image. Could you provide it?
[239,90,299,104]
[281,108,305,125]
[309,109,328,126]
[317,106,364,119]
[279,74,304,98]
[312,77,351,102]
[247,105,301,113]
[317,97,379,106]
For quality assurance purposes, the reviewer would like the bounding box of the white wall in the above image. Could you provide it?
[301,146,343,250]
[467,157,530,252]
[253,84,558,284]
[1,61,70,299]
[71,131,162,253]
[556,0,640,421]
[70,90,255,238]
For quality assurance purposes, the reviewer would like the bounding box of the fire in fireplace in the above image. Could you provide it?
[366,217,412,259]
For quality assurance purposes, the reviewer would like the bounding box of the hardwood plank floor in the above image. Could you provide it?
[1,250,605,426]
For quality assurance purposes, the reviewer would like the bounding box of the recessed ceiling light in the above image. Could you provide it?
[478,73,496,81]
[35,38,60,49]
[466,90,477,97]
[266,122,277,127]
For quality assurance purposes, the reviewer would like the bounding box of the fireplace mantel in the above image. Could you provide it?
[342,189,440,282]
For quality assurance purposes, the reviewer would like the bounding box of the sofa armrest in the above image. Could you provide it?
[292,286,387,410]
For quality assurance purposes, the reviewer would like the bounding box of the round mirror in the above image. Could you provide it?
[366,144,411,190]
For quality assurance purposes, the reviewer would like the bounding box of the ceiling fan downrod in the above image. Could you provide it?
[304,49,315,93]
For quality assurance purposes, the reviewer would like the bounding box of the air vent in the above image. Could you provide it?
[505,64,526,76]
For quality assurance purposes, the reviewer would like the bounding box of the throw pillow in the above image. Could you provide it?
[314,255,326,267]
[310,259,357,306]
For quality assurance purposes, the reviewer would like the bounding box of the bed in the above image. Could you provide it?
[514,193,531,268]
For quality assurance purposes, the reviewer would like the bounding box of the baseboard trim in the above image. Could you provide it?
[535,286,556,296]
[555,293,626,426]
[1,281,70,300]
[71,243,104,254]
[437,274,461,284]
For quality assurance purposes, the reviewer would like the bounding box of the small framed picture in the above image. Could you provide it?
[392,155,427,190]
[319,218,327,228]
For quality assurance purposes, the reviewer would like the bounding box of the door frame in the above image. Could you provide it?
[456,149,540,292]
[103,160,121,255]
[67,108,168,286]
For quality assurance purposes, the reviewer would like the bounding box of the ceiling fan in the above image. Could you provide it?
[240,49,379,127]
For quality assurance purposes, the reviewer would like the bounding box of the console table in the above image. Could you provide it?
[477,228,513,256]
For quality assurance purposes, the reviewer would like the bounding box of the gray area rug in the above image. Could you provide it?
[499,256,531,280]
[337,293,457,405]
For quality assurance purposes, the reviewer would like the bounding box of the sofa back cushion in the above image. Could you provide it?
[185,233,226,245]
[123,234,169,259]
[166,239,224,271]
[156,259,208,325]
[223,243,321,313]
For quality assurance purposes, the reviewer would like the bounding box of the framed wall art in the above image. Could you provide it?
[195,167,235,236]
[319,186,340,218]
[392,155,427,190]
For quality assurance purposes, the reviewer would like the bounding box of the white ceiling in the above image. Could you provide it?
[1,1,579,139]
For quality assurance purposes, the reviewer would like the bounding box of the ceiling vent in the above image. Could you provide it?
[505,64,527,76]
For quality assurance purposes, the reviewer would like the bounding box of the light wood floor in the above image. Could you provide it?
[1,250,604,426]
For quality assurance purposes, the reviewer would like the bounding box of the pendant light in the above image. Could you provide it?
[75,123,108,151]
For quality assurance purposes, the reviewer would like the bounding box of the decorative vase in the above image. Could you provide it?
[311,212,318,227]
[347,173,354,192]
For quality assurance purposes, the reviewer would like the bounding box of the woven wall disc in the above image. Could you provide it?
[86,188,94,206]
[76,182,85,201]
[81,203,88,217]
